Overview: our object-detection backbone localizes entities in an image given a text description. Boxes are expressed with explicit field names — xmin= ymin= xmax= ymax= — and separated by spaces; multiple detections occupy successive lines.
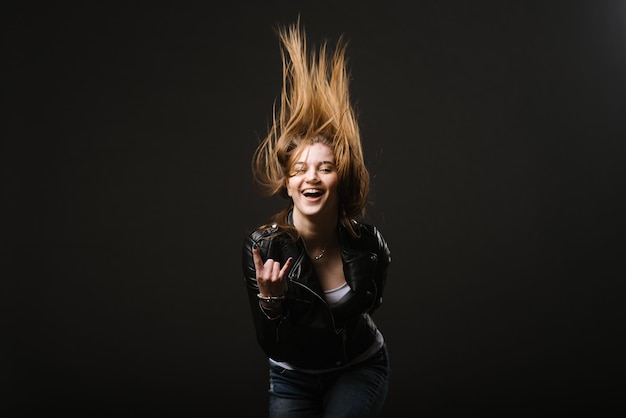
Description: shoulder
xmin=342 ymin=220 xmax=391 ymax=257
xmin=351 ymin=219 xmax=387 ymax=241
xmin=244 ymin=223 xmax=278 ymax=246
xmin=243 ymin=223 xmax=295 ymax=255
xmin=249 ymin=223 xmax=278 ymax=240
xmin=357 ymin=221 xmax=383 ymax=239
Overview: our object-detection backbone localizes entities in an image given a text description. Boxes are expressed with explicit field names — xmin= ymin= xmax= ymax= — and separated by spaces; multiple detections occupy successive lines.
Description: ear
xmin=284 ymin=177 xmax=292 ymax=196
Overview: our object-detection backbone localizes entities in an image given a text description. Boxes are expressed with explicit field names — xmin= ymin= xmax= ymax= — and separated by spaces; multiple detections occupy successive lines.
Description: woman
xmin=241 ymin=21 xmax=392 ymax=418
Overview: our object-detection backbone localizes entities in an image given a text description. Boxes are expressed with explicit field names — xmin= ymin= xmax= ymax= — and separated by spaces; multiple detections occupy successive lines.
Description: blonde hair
xmin=251 ymin=20 xmax=370 ymax=237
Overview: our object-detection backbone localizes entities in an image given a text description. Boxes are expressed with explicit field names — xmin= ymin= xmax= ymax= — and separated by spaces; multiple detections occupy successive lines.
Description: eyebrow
xmin=294 ymin=160 xmax=336 ymax=165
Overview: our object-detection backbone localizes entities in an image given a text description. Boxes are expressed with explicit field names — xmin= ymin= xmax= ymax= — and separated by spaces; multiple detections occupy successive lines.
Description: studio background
xmin=4 ymin=1 xmax=625 ymax=416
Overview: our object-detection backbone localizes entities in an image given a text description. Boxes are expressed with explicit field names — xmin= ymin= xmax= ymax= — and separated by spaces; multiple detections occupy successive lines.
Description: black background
xmin=4 ymin=1 xmax=625 ymax=416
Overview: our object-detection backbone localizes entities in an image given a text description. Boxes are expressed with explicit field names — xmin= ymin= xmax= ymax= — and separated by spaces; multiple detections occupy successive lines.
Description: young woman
xmin=241 ymin=21 xmax=392 ymax=418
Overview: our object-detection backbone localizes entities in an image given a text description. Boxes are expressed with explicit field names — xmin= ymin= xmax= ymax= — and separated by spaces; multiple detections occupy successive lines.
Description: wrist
xmin=257 ymin=293 xmax=285 ymax=304
xmin=260 ymin=300 xmax=282 ymax=310
xmin=257 ymin=293 xmax=284 ymax=311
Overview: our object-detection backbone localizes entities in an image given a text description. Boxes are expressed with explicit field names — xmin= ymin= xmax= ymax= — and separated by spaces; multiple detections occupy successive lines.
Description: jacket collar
xmin=285 ymin=210 xmax=375 ymax=295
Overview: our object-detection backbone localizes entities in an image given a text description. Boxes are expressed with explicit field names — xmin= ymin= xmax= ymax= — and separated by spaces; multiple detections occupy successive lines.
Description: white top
xmin=324 ymin=281 xmax=350 ymax=305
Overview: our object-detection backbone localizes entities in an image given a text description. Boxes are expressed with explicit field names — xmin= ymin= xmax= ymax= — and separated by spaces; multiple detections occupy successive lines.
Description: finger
xmin=252 ymin=243 xmax=264 ymax=271
xmin=279 ymin=257 xmax=293 ymax=278
xmin=270 ymin=260 xmax=281 ymax=281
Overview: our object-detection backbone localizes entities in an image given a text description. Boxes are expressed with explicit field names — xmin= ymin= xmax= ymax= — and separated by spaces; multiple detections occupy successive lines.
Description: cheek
xmin=328 ymin=177 xmax=340 ymax=193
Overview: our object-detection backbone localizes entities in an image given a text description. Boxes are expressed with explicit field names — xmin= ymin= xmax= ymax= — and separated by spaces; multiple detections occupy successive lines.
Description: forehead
xmin=293 ymin=143 xmax=335 ymax=164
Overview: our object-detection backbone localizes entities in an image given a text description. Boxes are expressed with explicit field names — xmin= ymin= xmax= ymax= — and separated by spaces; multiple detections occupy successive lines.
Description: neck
xmin=292 ymin=211 xmax=338 ymax=250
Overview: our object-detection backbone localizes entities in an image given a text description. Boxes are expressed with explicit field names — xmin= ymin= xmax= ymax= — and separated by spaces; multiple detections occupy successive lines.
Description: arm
xmin=369 ymin=225 xmax=392 ymax=314
xmin=241 ymin=233 xmax=294 ymax=357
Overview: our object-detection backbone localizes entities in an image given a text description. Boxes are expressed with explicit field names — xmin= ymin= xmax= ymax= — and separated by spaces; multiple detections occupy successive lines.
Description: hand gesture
xmin=252 ymin=244 xmax=292 ymax=297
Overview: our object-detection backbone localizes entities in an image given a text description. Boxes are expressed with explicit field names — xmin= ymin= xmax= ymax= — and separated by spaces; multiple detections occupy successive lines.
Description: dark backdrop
xmin=4 ymin=1 xmax=625 ymax=416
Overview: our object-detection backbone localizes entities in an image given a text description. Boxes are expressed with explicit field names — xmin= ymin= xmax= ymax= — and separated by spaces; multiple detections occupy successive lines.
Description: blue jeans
xmin=268 ymin=343 xmax=390 ymax=418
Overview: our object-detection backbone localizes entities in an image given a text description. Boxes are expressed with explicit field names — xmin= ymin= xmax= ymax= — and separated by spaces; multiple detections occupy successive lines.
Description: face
xmin=286 ymin=142 xmax=339 ymax=223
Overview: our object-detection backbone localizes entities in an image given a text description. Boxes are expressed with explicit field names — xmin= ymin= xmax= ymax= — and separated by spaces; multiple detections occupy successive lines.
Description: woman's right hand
xmin=252 ymin=244 xmax=292 ymax=297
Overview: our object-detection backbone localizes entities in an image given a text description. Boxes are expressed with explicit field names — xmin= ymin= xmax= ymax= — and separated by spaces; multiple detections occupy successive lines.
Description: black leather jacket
xmin=241 ymin=218 xmax=391 ymax=370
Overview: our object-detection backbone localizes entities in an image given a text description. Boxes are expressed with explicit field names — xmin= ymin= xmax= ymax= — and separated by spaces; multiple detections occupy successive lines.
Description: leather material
xmin=241 ymin=217 xmax=391 ymax=370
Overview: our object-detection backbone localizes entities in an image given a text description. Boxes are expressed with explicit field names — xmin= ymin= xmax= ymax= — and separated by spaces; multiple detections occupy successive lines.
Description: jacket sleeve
xmin=370 ymin=225 xmax=392 ymax=314
xmin=241 ymin=232 xmax=292 ymax=359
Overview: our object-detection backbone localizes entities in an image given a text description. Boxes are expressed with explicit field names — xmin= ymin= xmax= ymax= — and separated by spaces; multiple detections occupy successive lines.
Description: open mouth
xmin=302 ymin=189 xmax=323 ymax=198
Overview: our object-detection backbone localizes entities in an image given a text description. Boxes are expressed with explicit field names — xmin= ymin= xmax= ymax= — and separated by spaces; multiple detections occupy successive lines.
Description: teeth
xmin=303 ymin=189 xmax=322 ymax=194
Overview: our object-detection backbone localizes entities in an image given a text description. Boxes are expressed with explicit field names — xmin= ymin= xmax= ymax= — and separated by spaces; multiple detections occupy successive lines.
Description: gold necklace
xmin=313 ymin=247 xmax=326 ymax=261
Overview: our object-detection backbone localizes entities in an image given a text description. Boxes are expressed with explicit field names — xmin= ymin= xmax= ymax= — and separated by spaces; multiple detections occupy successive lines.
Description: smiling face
xmin=286 ymin=142 xmax=339 ymax=226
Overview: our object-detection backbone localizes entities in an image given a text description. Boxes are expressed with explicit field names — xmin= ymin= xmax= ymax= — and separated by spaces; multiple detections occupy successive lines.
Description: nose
xmin=305 ymin=167 xmax=320 ymax=182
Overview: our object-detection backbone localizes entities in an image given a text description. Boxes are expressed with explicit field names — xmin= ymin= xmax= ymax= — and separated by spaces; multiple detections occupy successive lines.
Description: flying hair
xmin=251 ymin=19 xmax=370 ymax=237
